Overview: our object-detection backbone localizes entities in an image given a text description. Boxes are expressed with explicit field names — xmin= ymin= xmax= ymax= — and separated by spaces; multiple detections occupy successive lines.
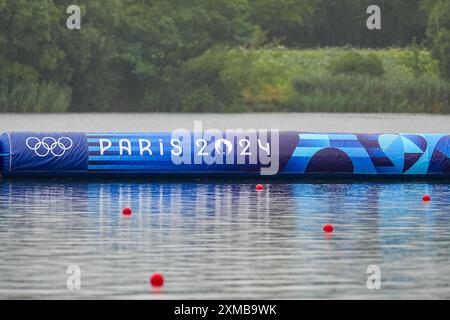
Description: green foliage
xmin=249 ymin=0 xmax=316 ymax=45
xmin=107 ymin=0 xmax=254 ymax=111
xmin=293 ymin=0 xmax=428 ymax=47
xmin=0 ymin=0 xmax=448 ymax=113
xmin=404 ymin=39 xmax=431 ymax=78
xmin=0 ymin=0 xmax=64 ymax=74
xmin=57 ymin=0 xmax=123 ymax=111
xmin=0 ymin=0 xmax=71 ymax=112
xmin=249 ymin=0 xmax=428 ymax=47
xmin=427 ymin=0 xmax=450 ymax=80
xmin=176 ymin=47 xmax=258 ymax=112
xmin=0 ymin=80 xmax=71 ymax=112
xmin=178 ymin=47 xmax=237 ymax=112
xmin=0 ymin=0 xmax=254 ymax=112
xmin=328 ymin=51 xmax=385 ymax=77
xmin=165 ymin=46 xmax=448 ymax=114
xmin=288 ymin=73 xmax=450 ymax=113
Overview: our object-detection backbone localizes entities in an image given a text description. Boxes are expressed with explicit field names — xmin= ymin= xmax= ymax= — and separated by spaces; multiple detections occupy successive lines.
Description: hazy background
xmin=0 ymin=0 xmax=449 ymax=114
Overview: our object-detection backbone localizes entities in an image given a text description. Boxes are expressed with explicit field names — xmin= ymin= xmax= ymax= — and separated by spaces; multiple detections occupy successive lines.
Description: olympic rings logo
xmin=25 ymin=137 xmax=73 ymax=157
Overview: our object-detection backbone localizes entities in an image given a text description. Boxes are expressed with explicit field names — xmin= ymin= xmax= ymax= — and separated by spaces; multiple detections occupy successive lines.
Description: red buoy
xmin=422 ymin=194 xmax=431 ymax=202
xmin=150 ymin=273 xmax=164 ymax=287
xmin=323 ymin=224 xmax=334 ymax=233
xmin=256 ymin=184 xmax=264 ymax=191
xmin=122 ymin=207 xmax=132 ymax=216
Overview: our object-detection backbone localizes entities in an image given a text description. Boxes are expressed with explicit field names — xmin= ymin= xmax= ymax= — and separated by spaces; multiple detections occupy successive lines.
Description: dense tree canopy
xmin=0 ymin=0 xmax=447 ymax=112
xmin=428 ymin=0 xmax=450 ymax=80
xmin=303 ymin=0 xmax=428 ymax=47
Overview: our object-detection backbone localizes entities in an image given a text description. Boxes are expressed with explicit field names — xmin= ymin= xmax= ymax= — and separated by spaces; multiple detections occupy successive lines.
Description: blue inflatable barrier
xmin=1 ymin=131 xmax=449 ymax=178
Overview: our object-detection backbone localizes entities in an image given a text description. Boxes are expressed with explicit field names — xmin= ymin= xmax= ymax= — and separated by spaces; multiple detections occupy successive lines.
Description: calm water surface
xmin=0 ymin=114 xmax=449 ymax=299
xmin=0 ymin=180 xmax=449 ymax=299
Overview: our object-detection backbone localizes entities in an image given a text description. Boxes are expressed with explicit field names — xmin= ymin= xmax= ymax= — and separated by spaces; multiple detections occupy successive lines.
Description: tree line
xmin=0 ymin=0 xmax=449 ymax=112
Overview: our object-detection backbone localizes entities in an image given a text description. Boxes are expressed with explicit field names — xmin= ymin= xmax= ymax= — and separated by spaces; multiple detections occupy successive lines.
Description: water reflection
xmin=0 ymin=180 xmax=449 ymax=299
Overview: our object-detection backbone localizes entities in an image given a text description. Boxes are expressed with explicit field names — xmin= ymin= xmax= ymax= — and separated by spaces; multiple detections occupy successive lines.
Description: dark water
xmin=0 ymin=180 xmax=449 ymax=299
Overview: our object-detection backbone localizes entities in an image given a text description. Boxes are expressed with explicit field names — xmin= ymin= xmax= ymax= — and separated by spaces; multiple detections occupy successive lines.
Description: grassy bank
xmin=181 ymin=46 xmax=449 ymax=113
xmin=1 ymin=47 xmax=449 ymax=113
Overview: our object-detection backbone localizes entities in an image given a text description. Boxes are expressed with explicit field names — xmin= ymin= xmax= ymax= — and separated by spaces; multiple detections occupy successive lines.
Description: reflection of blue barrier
xmin=1 ymin=131 xmax=449 ymax=178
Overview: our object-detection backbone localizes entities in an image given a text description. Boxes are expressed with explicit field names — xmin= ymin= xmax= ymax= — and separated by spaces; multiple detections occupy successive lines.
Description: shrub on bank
xmin=286 ymin=73 xmax=450 ymax=113
xmin=177 ymin=46 xmax=263 ymax=112
xmin=328 ymin=51 xmax=385 ymax=77
xmin=0 ymin=46 xmax=448 ymax=113
xmin=208 ymin=47 xmax=444 ymax=112
xmin=0 ymin=81 xmax=71 ymax=113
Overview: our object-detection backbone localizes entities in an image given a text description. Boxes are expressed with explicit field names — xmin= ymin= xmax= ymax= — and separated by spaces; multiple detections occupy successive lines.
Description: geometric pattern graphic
xmin=428 ymin=135 xmax=450 ymax=174
xmin=284 ymin=133 xmax=450 ymax=175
